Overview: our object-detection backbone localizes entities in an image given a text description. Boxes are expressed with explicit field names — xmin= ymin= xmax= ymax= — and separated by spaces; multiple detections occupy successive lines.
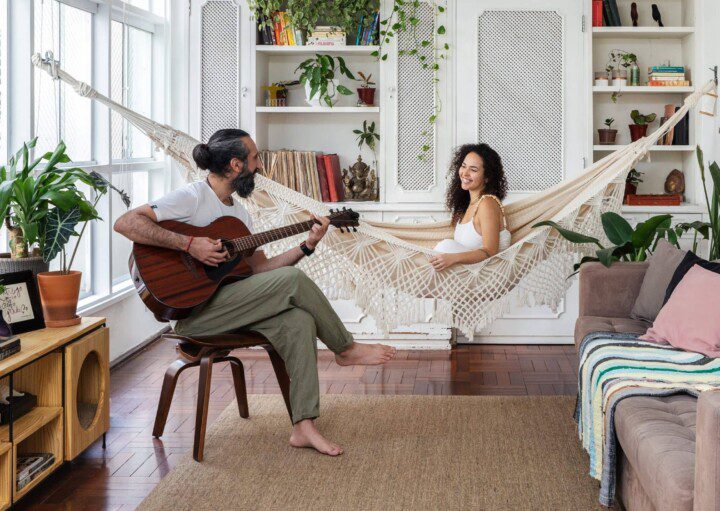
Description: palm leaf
xmin=42 ymin=207 xmax=81 ymax=264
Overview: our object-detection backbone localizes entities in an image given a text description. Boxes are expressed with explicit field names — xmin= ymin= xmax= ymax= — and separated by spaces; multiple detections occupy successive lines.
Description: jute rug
xmin=138 ymin=395 xmax=610 ymax=511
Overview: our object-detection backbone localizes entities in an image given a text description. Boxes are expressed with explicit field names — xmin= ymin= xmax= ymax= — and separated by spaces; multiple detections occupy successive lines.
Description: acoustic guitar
xmin=130 ymin=208 xmax=360 ymax=321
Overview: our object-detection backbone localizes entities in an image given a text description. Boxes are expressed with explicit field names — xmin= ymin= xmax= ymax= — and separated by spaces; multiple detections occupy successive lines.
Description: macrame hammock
xmin=32 ymin=53 xmax=718 ymax=339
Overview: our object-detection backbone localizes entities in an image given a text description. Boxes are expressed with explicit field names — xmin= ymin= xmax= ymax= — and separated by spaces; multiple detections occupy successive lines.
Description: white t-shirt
xmin=150 ymin=180 xmax=254 ymax=232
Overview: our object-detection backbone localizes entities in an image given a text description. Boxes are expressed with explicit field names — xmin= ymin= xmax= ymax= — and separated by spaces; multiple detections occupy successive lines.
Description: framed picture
xmin=0 ymin=270 xmax=45 ymax=334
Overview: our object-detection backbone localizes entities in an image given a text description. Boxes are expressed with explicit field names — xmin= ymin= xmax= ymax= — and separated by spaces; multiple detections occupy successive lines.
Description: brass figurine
xmin=664 ymin=169 xmax=685 ymax=195
xmin=342 ymin=155 xmax=378 ymax=201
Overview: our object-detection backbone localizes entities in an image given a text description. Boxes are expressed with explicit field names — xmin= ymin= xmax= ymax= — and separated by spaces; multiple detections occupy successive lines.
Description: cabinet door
xmin=64 ymin=327 xmax=110 ymax=461
xmin=382 ymin=0 xmax=450 ymax=204
xmin=189 ymin=0 xmax=254 ymax=142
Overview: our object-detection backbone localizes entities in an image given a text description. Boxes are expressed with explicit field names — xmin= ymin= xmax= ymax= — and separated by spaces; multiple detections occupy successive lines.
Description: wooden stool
xmin=152 ymin=331 xmax=293 ymax=462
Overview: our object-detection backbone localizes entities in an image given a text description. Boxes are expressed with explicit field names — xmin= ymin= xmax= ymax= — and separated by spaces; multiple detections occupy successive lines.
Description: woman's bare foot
xmin=335 ymin=342 xmax=396 ymax=366
xmin=289 ymin=419 xmax=343 ymax=456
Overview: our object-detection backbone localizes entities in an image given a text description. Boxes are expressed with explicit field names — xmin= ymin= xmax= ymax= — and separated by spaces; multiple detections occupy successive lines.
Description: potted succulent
xmin=598 ymin=118 xmax=617 ymax=145
xmin=0 ymin=139 xmax=130 ymax=326
xmin=295 ymin=54 xmax=355 ymax=107
xmin=356 ymin=72 xmax=376 ymax=106
xmin=629 ymin=110 xmax=657 ymax=141
xmin=624 ymin=168 xmax=644 ymax=198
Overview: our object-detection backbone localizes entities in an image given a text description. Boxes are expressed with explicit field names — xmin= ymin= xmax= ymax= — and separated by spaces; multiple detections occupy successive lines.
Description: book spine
xmin=273 ymin=12 xmax=283 ymax=45
xmin=294 ymin=28 xmax=304 ymax=46
xmin=650 ymin=66 xmax=685 ymax=73
xmin=648 ymin=80 xmax=689 ymax=86
xmin=331 ymin=155 xmax=345 ymax=202
xmin=592 ymin=0 xmax=603 ymax=27
xmin=602 ymin=0 xmax=612 ymax=27
xmin=607 ymin=0 xmax=622 ymax=26
xmin=356 ymin=15 xmax=364 ymax=45
xmin=324 ymin=155 xmax=338 ymax=202
xmin=315 ymin=154 xmax=331 ymax=202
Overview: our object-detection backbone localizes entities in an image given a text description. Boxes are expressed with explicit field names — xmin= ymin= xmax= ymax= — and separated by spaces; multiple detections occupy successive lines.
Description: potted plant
xmin=0 ymin=139 xmax=130 ymax=326
xmin=629 ymin=110 xmax=657 ymax=141
xmin=598 ymin=118 xmax=617 ymax=145
xmin=625 ymin=168 xmax=644 ymax=198
xmin=295 ymin=54 xmax=355 ymax=107
xmin=356 ymin=72 xmax=376 ymax=106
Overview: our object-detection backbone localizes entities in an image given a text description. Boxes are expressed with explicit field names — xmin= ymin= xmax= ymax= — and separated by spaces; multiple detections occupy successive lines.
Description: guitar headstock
xmin=328 ymin=207 xmax=360 ymax=233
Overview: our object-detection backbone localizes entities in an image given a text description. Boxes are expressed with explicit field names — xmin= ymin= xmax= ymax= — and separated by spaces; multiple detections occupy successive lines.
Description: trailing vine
xmin=374 ymin=0 xmax=449 ymax=160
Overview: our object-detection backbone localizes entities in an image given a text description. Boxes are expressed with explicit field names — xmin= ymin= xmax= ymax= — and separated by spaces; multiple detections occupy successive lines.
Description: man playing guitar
xmin=114 ymin=128 xmax=396 ymax=456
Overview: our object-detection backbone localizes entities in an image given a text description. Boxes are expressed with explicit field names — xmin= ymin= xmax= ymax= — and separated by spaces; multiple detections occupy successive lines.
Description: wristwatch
xmin=300 ymin=241 xmax=315 ymax=257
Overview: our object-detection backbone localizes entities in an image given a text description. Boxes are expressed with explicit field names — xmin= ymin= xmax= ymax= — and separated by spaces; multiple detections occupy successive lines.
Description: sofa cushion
xmin=631 ymin=239 xmax=687 ymax=323
xmin=664 ymin=251 xmax=720 ymax=304
xmin=573 ymin=316 xmax=649 ymax=348
xmin=615 ymin=394 xmax=697 ymax=511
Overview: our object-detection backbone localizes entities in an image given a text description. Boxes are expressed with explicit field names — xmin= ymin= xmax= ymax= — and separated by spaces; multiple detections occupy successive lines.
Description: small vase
xmin=304 ymin=79 xmax=339 ymax=107
xmin=597 ymin=129 xmax=618 ymax=145
xmin=628 ymin=124 xmax=648 ymax=142
xmin=37 ymin=271 xmax=82 ymax=327
xmin=357 ymin=87 xmax=376 ymax=106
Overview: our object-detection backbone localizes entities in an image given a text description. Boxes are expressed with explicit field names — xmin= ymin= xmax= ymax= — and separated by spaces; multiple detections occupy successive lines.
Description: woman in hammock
xmin=430 ymin=143 xmax=511 ymax=270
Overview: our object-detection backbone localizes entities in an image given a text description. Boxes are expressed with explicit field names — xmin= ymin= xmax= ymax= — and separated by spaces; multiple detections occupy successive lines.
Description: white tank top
xmin=454 ymin=195 xmax=512 ymax=251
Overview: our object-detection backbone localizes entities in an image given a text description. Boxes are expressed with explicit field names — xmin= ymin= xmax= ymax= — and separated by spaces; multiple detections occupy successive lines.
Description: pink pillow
xmin=640 ymin=265 xmax=720 ymax=357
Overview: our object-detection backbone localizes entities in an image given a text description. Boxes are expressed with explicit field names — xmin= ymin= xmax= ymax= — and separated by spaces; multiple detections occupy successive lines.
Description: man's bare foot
xmin=335 ymin=342 xmax=396 ymax=366
xmin=289 ymin=419 xmax=343 ymax=456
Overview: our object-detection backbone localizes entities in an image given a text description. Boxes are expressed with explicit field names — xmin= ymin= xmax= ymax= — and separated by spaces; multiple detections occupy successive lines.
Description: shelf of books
xmin=254 ymin=9 xmax=383 ymax=206
xmin=12 ymin=409 xmax=62 ymax=499
xmin=589 ymin=0 xmax=702 ymax=214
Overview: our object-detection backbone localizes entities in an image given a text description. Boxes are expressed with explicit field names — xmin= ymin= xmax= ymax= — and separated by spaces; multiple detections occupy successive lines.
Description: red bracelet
xmin=185 ymin=236 xmax=194 ymax=252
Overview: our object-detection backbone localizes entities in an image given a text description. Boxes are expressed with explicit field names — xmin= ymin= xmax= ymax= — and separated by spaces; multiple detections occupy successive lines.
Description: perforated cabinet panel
xmin=477 ymin=10 xmax=563 ymax=191
xmin=201 ymin=1 xmax=240 ymax=142
xmin=396 ymin=2 xmax=435 ymax=192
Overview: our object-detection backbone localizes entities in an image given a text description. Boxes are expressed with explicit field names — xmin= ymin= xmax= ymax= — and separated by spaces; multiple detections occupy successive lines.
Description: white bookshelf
xmin=587 ymin=0 xmax=705 ymax=218
xmin=256 ymin=45 xmax=379 ymax=55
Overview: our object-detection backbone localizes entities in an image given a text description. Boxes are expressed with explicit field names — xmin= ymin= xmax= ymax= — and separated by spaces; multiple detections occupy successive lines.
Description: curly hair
xmin=445 ymin=143 xmax=508 ymax=225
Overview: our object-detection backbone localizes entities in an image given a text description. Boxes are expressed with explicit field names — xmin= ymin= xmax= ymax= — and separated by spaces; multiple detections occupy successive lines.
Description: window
xmin=2 ymin=0 xmax=168 ymax=305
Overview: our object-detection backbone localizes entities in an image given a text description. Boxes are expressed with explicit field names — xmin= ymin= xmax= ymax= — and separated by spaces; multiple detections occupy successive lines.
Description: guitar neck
xmin=231 ymin=219 xmax=316 ymax=251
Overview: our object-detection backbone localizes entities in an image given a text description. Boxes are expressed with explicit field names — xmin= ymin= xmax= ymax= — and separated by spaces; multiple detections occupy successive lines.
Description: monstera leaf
xmin=42 ymin=207 xmax=81 ymax=264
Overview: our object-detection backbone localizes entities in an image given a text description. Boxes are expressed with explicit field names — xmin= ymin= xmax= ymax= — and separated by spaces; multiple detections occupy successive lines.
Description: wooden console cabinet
xmin=0 ymin=317 xmax=109 ymax=509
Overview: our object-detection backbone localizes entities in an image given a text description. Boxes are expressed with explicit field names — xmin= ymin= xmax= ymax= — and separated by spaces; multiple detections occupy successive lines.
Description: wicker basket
xmin=0 ymin=253 xmax=50 ymax=276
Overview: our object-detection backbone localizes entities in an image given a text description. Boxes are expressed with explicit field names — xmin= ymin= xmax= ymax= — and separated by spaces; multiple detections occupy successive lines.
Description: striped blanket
xmin=575 ymin=332 xmax=720 ymax=506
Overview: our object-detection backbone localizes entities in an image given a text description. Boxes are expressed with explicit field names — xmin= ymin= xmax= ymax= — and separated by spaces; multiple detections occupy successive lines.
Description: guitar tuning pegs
xmin=342 ymin=206 xmax=347 ymax=211
xmin=353 ymin=227 xmax=357 ymax=232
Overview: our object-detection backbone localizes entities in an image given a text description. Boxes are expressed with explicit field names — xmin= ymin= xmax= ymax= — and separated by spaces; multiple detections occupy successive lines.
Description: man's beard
xmin=232 ymin=170 xmax=256 ymax=198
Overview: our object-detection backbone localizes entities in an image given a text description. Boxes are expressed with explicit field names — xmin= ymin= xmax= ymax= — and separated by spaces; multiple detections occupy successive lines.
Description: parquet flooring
xmin=15 ymin=339 xmax=579 ymax=510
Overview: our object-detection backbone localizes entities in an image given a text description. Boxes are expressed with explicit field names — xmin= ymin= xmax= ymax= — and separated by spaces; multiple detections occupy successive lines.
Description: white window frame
xmin=1 ymin=0 xmax=170 ymax=312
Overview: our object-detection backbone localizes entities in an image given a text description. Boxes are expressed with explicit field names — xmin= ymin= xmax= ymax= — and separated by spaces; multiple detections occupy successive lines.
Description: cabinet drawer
xmin=64 ymin=327 xmax=110 ymax=461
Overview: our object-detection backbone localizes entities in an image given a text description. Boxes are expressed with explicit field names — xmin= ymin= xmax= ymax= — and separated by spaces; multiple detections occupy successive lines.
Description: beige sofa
xmin=575 ymin=262 xmax=720 ymax=511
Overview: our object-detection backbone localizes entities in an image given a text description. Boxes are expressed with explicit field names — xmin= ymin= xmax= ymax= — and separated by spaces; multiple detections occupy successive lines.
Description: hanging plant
xmin=374 ymin=0 xmax=449 ymax=160
xmin=250 ymin=0 xmax=379 ymax=37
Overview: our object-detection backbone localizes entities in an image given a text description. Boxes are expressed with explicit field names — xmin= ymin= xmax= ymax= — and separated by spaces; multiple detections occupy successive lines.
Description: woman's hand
xmin=429 ymin=253 xmax=459 ymax=271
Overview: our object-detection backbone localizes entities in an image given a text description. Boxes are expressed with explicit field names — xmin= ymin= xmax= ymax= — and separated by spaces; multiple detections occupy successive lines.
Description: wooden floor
xmin=16 ymin=339 xmax=579 ymax=510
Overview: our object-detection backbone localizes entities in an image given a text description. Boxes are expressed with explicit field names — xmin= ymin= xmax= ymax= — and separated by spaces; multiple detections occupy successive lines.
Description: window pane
xmin=111 ymin=21 xmax=124 ymax=160
xmin=152 ymin=0 xmax=166 ymax=17
xmin=127 ymin=0 xmax=150 ymax=10
xmin=33 ymin=1 xmax=92 ymax=161
xmin=111 ymin=171 xmax=150 ymax=282
xmin=126 ymin=27 xmax=152 ymax=158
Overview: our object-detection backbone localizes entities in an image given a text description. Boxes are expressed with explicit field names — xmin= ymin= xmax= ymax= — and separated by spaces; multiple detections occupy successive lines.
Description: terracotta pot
xmin=37 ymin=271 xmax=82 ymax=327
xmin=357 ymin=87 xmax=376 ymax=106
xmin=597 ymin=129 xmax=618 ymax=145
xmin=628 ymin=124 xmax=648 ymax=142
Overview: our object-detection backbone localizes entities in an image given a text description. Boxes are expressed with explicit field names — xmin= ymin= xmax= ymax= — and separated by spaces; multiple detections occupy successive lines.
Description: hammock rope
xmin=31 ymin=53 xmax=718 ymax=339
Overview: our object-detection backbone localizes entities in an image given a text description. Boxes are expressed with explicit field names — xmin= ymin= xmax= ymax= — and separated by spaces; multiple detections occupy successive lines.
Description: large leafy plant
xmin=0 ymin=139 xmax=130 ymax=272
xmin=296 ymin=54 xmax=355 ymax=107
xmin=534 ymin=212 xmax=676 ymax=273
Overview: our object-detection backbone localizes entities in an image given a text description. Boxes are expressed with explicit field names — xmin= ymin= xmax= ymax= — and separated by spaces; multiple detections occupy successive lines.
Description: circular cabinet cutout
xmin=76 ymin=350 xmax=103 ymax=430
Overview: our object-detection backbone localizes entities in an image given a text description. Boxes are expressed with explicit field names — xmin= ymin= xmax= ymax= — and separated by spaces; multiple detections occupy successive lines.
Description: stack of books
xmin=307 ymin=26 xmax=347 ymax=47
xmin=355 ymin=12 xmax=379 ymax=45
xmin=17 ymin=453 xmax=55 ymax=491
xmin=0 ymin=335 xmax=20 ymax=361
xmin=257 ymin=12 xmax=304 ymax=46
xmin=648 ymin=66 xmax=690 ymax=86
xmin=259 ymin=150 xmax=345 ymax=203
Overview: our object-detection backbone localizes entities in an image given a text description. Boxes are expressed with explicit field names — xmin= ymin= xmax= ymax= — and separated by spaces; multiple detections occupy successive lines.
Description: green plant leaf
xmin=596 ymin=246 xmax=619 ymax=267
xmin=42 ymin=207 xmax=81 ymax=264
xmin=437 ymin=25 xmax=445 ymax=35
xmin=601 ymin=211 xmax=633 ymax=245
xmin=532 ymin=220 xmax=603 ymax=246
xmin=336 ymin=85 xmax=353 ymax=95
xmin=631 ymin=214 xmax=671 ymax=249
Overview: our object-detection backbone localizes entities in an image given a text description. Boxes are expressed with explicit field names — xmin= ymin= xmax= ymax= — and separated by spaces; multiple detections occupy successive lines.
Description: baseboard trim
xmin=110 ymin=326 xmax=171 ymax=369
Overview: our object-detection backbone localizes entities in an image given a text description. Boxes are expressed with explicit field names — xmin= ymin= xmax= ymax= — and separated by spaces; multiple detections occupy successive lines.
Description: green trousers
xmin=174 ymin=266 xmax=354 ymax=423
